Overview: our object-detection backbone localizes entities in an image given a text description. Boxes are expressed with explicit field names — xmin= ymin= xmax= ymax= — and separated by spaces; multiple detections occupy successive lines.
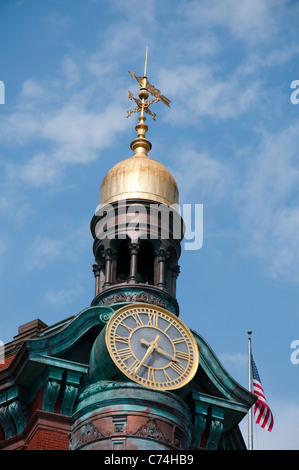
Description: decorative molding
xmin=99 ymin=312 xmax=111 ymax=323
xmin=0 ymin=405 xmax=15 ymax=439
xmin=8 ymin=399 xmax=28 ymax=434
xmin=0 ymin=367 xmax=84 ymax=442
xmin=102 ymin=248 xmax=115 ymax=261
xmin=92 ymin=284 xmax=179 ymax=315
xmin=206 ymin=419 xmax=223 ymax=450
xmin=42 ymin=379 xmax=60 ymax=413
xmin=113 ymin=415 xmax=127 ymax=434
xmin=188 ymin=393 xmax=225 ymax=450
xmin=98 ymin=290 xmax=175 ymax=313
xmin=0 ymin=386 xmax=29 ymax=439
xmin=154 ymin=248 xmax=169 ymax=261
xmin=92 ymin=263 xmax=101 ymax=277
xmin=192 ymin=412 xmax=207 ymax=448
xmin=168 ymin=264 xmax=180 ymax=276
xmin=60 ymin=384 xmax=78 ymax=417
xmin=131 ymin=417 xmax=169 ymax=445
xmin=72 ymin=421 xmax=110 ymax=449
xmin=128 ymin=242 xmax=141 ymax=256
xmin=78 ymin=380 xmax=144 ymax=401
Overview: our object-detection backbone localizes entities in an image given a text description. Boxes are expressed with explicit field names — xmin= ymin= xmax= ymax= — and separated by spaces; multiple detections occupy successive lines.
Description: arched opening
xmin=137 ymin=241 xmax=155 ymax=285
xmin=116 ymin=240 xmax=131 ymax=282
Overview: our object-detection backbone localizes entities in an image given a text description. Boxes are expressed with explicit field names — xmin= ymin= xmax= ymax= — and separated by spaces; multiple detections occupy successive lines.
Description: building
xmin=0 ymin=62 xmax=256 ymax=451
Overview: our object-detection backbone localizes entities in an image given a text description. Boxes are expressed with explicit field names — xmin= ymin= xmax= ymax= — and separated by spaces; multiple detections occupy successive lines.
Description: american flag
xmin=251 ymin=354 xmax=274 ymax=432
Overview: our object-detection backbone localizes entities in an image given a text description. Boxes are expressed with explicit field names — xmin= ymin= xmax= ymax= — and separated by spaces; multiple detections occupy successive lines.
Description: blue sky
xmin=1 ymin=0 xmax=299 ymax=450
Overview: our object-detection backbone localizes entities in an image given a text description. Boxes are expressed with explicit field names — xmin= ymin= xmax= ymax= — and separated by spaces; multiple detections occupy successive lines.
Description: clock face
xmin=105 ymin=304 xmax=199 ymax=390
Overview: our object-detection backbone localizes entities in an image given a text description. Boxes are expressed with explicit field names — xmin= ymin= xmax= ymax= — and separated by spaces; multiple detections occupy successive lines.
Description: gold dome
xmin=99 ymin=152 xmax=179 ymax=206
xmin=99 ymin=56 xmax=178 ymax=207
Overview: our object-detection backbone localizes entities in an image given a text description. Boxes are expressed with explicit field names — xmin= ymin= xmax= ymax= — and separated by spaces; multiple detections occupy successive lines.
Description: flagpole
xmin=247 ymin=330 xmax=253 ymax=450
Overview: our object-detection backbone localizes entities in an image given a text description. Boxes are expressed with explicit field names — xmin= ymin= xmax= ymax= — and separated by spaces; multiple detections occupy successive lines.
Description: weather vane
xmin=126 ymin=45 xmax=171 ymax=121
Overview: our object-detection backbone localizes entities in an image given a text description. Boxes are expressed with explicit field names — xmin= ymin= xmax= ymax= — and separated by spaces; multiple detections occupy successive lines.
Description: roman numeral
xmin=147 ymin=367 xmax=155 ymax=382
xmin=163 ymin=323 xmax=172 ymax=334
xmin=117 ymin=347 xmax=132 ymax=361
xmin=168 ymin=361 xmax=185 ymax=377
xmin=163 ymin=369 xmax=172 ymax=382
xmin=174 ymin=350 xmax=189 ymax=361
xmin=172 ymin=337 xmax=185 ymax=345
xmin=114 ymin=334 xmax=129 ymax=345
xmin=132 ymin=313 xmax=144 ymax=328
xmin=147 ymin=312 xmax=158 ymax=328
xmin=127 ymin=358 xmax=141 ymax=374
xmin=118 ymin=321 xmax=133 ymax=333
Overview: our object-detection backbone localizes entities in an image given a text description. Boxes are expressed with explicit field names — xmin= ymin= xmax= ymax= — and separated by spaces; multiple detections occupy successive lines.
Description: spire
xmin=127 ymin=46 xmax=171 ymax=157
xmin=97 ymin=49 xmax=178 ymax=208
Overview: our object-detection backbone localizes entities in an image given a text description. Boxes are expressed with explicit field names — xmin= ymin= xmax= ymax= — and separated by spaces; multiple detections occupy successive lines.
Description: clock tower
xmin=0 ymin=52 xmax=256 ymax=451
xmin=69 ymin=56 xmax=256 ymax=450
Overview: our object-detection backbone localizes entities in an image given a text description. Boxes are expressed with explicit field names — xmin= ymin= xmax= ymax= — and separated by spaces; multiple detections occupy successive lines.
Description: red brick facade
xmin=0 ymin=347 xmax=71 ymax=451
xmin=0 ymin=410 xmax=70 ymax=450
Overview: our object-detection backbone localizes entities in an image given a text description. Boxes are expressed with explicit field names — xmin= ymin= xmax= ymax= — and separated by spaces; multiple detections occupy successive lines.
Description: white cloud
xmin=158 ymin=64 xmax=261 ymax=123
xmin=43 ymin=102 xmax=129 ymax=163
xmin=170 ymin=145 xmax=233 ymax=203
xmin=0 ymin=232 xmax=13 ymax=273
xmin=169 ymin=119 xmax=299 ymax=285
xmin=61 ymin=57 xmax=81 ymax=89
xmin=216 ymin=352 xmax=248 ymax=388
xmin=107 ymin=0 xmax=157 ymax=28
xmin=20 ymin=79 xmax=47 ymax=100
xmin=235 ymin=123 xmax=299 ymax=283
xmin=218 ymin=352 xmax=247 ymax=368
xmin=0 ymin=111 xmax=41 ymax=144
xmin=0 ymin=184 xmax=32 ymax=228
xmin=0 ymin=72 xmax=131 ymax=199
xmin=0 ymin=91 xmax=129 ymax=165
xmin=22 ymin=221 xmax=90 ymax=271
xmin=1 ymin=0 xmax=299 ymax=289
xmin=45 ymin=281 xmax=85 ymax=309
xmin=181 ymin=0 xmax=280 ymax=45
xmin=23 ymin=236 xmax=64 ymax=271
xmin=7 ymin=152 xmax=62 ymax=188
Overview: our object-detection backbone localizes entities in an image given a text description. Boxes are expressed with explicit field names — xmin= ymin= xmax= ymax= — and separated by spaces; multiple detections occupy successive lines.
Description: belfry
xmin=0 ymin=52 xmax=256 ymax=450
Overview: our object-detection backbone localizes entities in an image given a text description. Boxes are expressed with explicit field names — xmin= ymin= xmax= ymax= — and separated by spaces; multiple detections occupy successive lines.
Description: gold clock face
xmin=105 ymin=304 xmax=199 ymax=390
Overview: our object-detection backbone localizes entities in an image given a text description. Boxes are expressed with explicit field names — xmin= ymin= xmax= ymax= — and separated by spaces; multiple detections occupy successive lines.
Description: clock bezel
xmin=105 ymin=303 xmax=199 ymax=390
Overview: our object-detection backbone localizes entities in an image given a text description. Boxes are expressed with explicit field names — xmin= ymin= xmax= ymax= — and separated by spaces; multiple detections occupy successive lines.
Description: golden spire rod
xmin=127 ymin=46 xmax=171 ymax=156
xmin=144 ymin=44 xmax=148 ymax=78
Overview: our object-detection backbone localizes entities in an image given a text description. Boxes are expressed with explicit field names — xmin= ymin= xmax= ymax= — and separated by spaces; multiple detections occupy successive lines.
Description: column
xmin=103 ymin=249 xmax=114 ymax=288
xmin=92 ymin=264 xmax=100 ymax=296
xmin=155 ymin=249 xmax=169 ymax=289
xmin=92 ymin=263 xmax=105 ymax=296
xmin=128 ymin=242 xmax=140 ymax=284
xmin=169 ymin=264 xmax=180 ymax=296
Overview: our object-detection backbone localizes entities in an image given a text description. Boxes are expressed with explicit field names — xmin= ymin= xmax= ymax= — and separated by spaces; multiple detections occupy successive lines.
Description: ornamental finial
xmin=127 ymin=46 xmax=171 ymax=156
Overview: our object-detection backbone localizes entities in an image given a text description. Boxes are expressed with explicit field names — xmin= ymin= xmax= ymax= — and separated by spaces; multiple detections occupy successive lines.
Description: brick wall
xmin=0 ymin=410 xmax=71 ymax=450
xmin=29 ymin=388 xmax=44 ymax=420
xmin=26 ymin=427 xmax=70 ymax=450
